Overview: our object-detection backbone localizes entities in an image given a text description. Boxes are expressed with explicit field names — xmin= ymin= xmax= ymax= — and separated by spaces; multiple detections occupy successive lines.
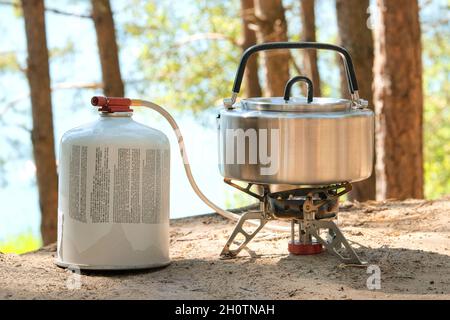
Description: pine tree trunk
xmin=91 ymin=0 xmax=124 ymax=97
xmin=254 ymin=0 xmax=290 ymax=96
xmin=21 ymin=0 xmax=58 ymax=245
xmin=240 ymin=0 xmax=262 ymax=98
xmin=373 ymin=0 xmax=423 ymax=199
xmin=336 ymin=0 xmax=376 ymax=201
xmin=300 ymin=0 xmax=321 ymax=96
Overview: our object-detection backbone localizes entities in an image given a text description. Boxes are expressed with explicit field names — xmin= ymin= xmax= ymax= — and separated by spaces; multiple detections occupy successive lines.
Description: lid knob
xmin=283 ymin=76 xmax=313 ymax=103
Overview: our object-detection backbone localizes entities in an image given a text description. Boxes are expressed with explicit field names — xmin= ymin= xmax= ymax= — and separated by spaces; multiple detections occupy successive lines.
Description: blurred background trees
xmin=92 ymin=0 xmax=124 ymax=97
xmin=300 ymin=0 xmax=321 ymax=96
xmin=336 ymin=0 xmax=375 ymax=201
xmin=374 ymin=0 xmax=424 ymax=199
xmin=253 ymin=0 xmax=290 ymax=96
xmin=0 ymin=0 xmax=448 ymax=251
xmin=21 ymin=0 xmax=58 ymax=245
xmin=239 ymin=0 xmax=262 ymax=98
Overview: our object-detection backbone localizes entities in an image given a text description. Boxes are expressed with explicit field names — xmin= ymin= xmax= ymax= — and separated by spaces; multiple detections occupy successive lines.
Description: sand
xmin=0 ymin=197 xmax=449 ymax=299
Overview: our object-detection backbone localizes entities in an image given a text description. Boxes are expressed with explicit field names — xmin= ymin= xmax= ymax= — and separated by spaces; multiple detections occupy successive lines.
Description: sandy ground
xmin=1 ymin=197 xmax=449 ymax=300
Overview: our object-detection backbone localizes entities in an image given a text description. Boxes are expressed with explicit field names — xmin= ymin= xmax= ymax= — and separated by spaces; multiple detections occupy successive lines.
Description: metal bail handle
xmin=284 ymin=76 xmax=313 ymax=103
xmin=226 ymin=42 xmax=360 ymax=106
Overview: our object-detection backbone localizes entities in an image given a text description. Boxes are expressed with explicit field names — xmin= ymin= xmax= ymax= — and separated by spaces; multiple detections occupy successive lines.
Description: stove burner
xmin=220 ymin=180 xmax=365 ymax=265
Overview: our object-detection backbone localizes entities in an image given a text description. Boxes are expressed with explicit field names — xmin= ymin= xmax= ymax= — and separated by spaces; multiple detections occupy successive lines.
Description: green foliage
xmin=123 ymin=0 xmax=241 ymax=112
xmin=223 ymin=184 xmax=255 ymax=210
xmin=49 ymin=40 xmax=75 ymax=60
xmin=0 ymin=232 xmax=42 ymax=254
xmin=422 ymin=22 xmax=450 ymax=198
xmin=0 ymin=52 xmax=21 ymax=73
xmin=224 ymin=190 xmax=253 ymax=210
xmin=0 ymin=40 xmax=74 ymax=76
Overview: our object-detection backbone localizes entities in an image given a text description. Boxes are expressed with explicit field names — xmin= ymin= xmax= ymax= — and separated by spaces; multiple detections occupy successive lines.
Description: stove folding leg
xmin=309 ymin=220 xmax=366 ymax=265
xmin=220 ymin=210 xmax=268 ymax=259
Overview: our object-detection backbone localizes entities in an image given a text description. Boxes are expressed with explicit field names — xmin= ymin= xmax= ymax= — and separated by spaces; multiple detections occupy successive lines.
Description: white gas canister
xmin=56 ymin=97 xmax=170 ymax=270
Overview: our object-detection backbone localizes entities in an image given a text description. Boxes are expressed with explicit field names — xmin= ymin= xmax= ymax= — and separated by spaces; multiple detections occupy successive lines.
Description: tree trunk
xmin=240 ymin=0 xmax=262 ymax=98
xmin=373 ymin=0 xmax=423 ymax=199
xmin=336 ymin=0 xmax=376 ymax=201
xmin=91 ymin=0 xmax=124 ymax=97
xmin=21 ymin=0 xmax=58 ymax=245
xmin=300 ymin=0 xmax=321 ymax=96
xmin=254 ymin=0 xmax=290 ymax=96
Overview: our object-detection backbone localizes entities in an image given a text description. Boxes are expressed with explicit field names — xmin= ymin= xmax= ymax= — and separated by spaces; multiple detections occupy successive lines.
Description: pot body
xmin=218 ymin=107 xmax=374 ymax=185
xmin=56 ymin=113 xmax=170 ymax=270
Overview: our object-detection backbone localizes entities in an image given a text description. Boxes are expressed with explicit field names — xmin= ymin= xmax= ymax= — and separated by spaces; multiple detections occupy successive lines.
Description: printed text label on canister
xmin=56 ymin=113 xmax=170 ymax=270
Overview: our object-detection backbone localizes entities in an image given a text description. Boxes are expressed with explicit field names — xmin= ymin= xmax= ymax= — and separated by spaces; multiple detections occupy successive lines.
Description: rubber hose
xmin=132 ymin=99 xmax=289 ymax=232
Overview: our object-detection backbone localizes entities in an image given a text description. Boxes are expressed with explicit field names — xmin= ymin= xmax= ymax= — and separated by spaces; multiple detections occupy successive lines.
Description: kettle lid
xmin=240 ymin=96 xmax=351 ymax=112
xmin=240 ymin=75 xmax=351 ymax=112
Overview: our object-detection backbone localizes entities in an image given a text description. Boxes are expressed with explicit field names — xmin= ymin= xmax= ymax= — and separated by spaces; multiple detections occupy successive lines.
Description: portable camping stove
xmin=220 ymin=180 xmax=365 ymax=265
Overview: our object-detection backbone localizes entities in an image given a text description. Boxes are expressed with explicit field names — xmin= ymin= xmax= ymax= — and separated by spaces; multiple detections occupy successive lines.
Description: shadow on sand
xmin=76 ymin=245 xmax=449 ymax=297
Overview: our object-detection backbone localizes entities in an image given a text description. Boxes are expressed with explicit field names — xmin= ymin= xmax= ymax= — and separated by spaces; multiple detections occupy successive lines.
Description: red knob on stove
xmin=288 ymin=241 xmax=323 ymax=255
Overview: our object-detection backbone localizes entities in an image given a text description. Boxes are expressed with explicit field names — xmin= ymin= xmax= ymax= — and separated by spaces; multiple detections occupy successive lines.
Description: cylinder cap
xmin=91 ymin=96 xmax=133 ymax=113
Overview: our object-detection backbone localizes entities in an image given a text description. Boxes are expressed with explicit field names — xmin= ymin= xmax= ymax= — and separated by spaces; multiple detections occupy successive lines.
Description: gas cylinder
xmin=56 ymin=97 xmax=170 ymax=270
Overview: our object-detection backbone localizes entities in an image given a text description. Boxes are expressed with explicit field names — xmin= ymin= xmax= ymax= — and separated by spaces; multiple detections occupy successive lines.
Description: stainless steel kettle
xmin=217 ymin=42 xmax=374 ymax=186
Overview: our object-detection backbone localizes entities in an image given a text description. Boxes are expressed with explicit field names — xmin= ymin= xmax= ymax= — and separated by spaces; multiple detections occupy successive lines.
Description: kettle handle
xmin=227 ymin=42 xmax=359 ymax=106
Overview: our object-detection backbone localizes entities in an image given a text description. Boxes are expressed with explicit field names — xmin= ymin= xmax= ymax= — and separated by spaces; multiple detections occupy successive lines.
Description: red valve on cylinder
xmin=91 ymin=96 xmax=133 ymax=113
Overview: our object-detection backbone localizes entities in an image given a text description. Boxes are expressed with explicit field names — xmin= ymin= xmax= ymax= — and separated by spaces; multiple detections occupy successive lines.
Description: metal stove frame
xmin=220 ymin=179 xmax=365 ymax=265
